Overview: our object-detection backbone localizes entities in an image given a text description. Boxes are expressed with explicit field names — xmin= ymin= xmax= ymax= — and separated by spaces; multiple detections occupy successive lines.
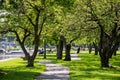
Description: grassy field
xmin=0 ymin=51 xmax=120 ymax=80
xmin=0 ymin=58 xmax=45 ymax=80
xmin=43 ymin=51 xmax=120 ymax=80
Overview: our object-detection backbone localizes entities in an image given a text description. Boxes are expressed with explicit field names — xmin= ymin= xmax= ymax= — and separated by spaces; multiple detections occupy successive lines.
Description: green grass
xmin=0 ymin=51 xmax=120 ymax=80
xmin=0 ymin=58 xmax=45 ymax=80
xmin=42 ymin=51 xmax=120 ymax=80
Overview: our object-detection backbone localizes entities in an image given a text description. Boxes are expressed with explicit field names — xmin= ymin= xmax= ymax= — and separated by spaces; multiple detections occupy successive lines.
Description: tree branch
xmin=70 ymin=32 xmax=81 ymax=43
xmin=104 ymin=32 xmax=111 ymax=39
xmin=24 ymin=14 xmax=35 ymax=27
xmin=81 ymin=26 xmax=99 ymax=32
xmin=21 ymin=1 xmax=35 ymax=27
xmin=38 ymin=13 xmax=47 ymax=36
xmin=25 ymin=0 xmax=43 ymax=12
xmin=18 ymin=26 xmax=33 ymax=34
xmin=22 ymin=29 xmax=31 ymax=44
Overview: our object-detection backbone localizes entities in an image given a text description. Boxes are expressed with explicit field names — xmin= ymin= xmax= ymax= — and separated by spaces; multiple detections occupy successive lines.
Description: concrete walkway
xmin=0 ymin=58 xmax=15 ymax=62
xmin=35 ymin=54 xmax=80 ymax=80
xmin=35 ymin=60 xmax=69 ymax=80
xmin=71 ymin=54 xmax=81 ymax=60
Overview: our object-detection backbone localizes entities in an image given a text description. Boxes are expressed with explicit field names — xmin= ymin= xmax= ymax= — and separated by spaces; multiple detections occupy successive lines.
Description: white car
xmin=9 ymin=50 xmax=23 ymax=54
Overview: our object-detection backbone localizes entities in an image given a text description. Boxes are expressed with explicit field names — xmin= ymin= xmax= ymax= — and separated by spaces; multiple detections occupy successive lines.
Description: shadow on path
xmin=35 ymin=54 xmax=80 ymax=80
xmin=35 ymin=60 xmax=69 ymax=80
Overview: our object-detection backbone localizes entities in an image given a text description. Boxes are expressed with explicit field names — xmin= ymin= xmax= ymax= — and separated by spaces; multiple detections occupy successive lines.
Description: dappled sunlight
xmin=45 ymin=52 xmax=120 ymax=80
xmin=1 ymin=51 xmax=119 ymax=80
xmin=0 ymin=58 xmax=45 ymax=80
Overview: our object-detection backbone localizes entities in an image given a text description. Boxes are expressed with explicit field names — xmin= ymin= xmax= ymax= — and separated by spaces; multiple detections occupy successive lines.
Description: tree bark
xmin=56 ymin=35 xmax=64 ymax=59
xmin=20 ymin=43 xmax=30 ymax=60
xmin=98 ymin=21 xmax=110 ymax=67
xmin=88 ymin=44 xmax=92 ymax=54
xmin=64 ymin=43 xmax=71 ymax=61
xmin=94 ymin=49 xmax=98 ymax=55
xmin=26 ymin=56 xmax=34 ymax=67
xmin=114 ymin=51 xmax=116 ymax=56
xmin=100 ymin=53 xmax=109 ymax=67
xmin=99 ymin=39 xmax=110 ymax=67
xmin=93 ymin=42 xmax=99 ymax=55
xmin=56 ymin=43 xmax=63 ymax=59
xmin=87 ymin=1 xmax=120 ymax=68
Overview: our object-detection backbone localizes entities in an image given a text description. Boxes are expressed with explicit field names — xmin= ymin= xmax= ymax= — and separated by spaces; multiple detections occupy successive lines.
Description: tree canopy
xmin=0 ymin=0 xmax=120 ymax=68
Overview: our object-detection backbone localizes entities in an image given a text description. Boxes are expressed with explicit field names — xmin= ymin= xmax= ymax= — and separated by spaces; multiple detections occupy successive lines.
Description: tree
xmin=0 ymin=0 xmax=52 ymax=67
xmin=1 ymin=0 xmax=76 ymax=67
xmin=93 ymin=42 xmax=99 ymax=55
xmin=11 ymin=0 xmax=58 ymax=67
xmin=0 ymin=0 xmax=12 ymax=75
xmin=59 ymin=3 xmax=85 ymax=61
xmin=41 ymin=0 xmax=76 ymax=60
xmin=84 ymin=0 xmax=120 ymax=67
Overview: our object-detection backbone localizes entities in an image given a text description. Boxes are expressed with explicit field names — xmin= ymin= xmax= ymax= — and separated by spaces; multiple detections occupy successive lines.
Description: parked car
xmin=0 ymin=48 xmax=6 ymax=54
xmin=38 ymin=49 xmax=45 ymax=54
xmin=38 ymin=49 xmax=52 ymax=54
xmin=9 ymin=50 xmax=23 ymax=54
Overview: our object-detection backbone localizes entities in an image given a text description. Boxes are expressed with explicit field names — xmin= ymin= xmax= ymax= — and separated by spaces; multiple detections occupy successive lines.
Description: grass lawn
xmin=0 ymin=51 xmax=120 ymax=80
xmin=0 ymin=58 xmax=45 ymax=80
xmin=43 ymin=51 xmax=120 ymax=80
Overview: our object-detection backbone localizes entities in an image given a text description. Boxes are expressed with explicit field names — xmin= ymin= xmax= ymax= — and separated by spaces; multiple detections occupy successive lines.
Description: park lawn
xmin=45 ymin=51 xmax=120 ymax=80
xmin=0 ymin=58 xmax=46 ymax=80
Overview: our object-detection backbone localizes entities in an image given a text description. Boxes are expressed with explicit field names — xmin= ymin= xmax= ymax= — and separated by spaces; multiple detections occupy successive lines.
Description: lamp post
xmin=43 ymin=37 xmax=46 ymax=59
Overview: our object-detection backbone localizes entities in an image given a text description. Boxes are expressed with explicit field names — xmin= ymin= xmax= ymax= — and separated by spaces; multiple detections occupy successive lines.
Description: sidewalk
xmin=35 ymin=54 xmax=80 ymax=80
xmin=71 ymin=54 xmax=81 ymax=60
xmin=35 ymin=60 xmax=70 ymax=80
xmin=0 ymin=58 xmax=15 ymax=62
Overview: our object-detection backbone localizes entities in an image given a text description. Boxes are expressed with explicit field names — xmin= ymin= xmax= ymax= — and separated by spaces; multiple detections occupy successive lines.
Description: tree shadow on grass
xmin=70 ymin=67 xmax=120 ymax=80
xmin=0 ymin=70 xmax=39 ymax=80
xmin=0 ymin=63 xmax=44 ymax=80
xmin=70 ymin=72 xmax=120 ymax=80
xmin=37 ymin=54 xmax=57 ymax=60
xmin=0 ymin=63 xmax=43 ymax=80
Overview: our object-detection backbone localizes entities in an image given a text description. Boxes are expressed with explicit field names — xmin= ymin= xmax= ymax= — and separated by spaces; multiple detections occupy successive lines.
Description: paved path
xmin=71 ymin=54 xmax=81 ymax=60
xmin=35 ymin=60 xmax=69 ymax=80
xmin=35 ymin=54 xmax=80 ymax=80
xmin=0 ymin=58 xmax=15 ymax=62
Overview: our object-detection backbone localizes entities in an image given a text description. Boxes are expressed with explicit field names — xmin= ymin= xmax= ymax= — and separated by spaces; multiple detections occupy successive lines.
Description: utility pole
xmin=43 ymin=39 xmax=46 ymax=59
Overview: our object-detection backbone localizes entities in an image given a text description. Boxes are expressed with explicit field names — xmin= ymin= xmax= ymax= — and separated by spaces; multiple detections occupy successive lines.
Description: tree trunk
xmin=20 ymin=44 xmax=30 ymax=60
xmin=64 ymin=43 xmax=71 ymax=61
xmin=26 ymin=56 xmax=34 ymax=67
xmin=101 ymin=57 xmax=109 ymax=67
xmin=99 ymin=42 xmax=110 ymax=67
xmin=95 ymin=49 xmax=98 ymax=55
xmin=26 ymin=40 xmax=39 ymax=67
xmin=93 ymin=42 xmax=99 ymax=55
xmin=77 ymin=47 xmax=80 ymax=54
xmin=56 ymin=42 xmax=63 ymax=59
xmin=99 ymin=39 xmax=119 ymax=67
xmin=88 ymin=45 xmax=92 ymax=54
xmin=89 ymin=5 xmax=120 ymax=68
xmin=113 ymin=44 xmax=119 ymax=56
xmin=43 ymin=39 xmax=46 ymax=59
xmin=100 ymin=54 xmax=109 ymax=67
xmin=99 ymin=36 xmax=111 ymax=68
xmin=56 ymin=36 xmax=64 ymax=59
xmin=98 ymin=22 xmax=110 ymax=67
xmin=114 ymin=51 xmax=116 ymax=56
xmin=20 ymin=43 xmax=36 ymax=67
